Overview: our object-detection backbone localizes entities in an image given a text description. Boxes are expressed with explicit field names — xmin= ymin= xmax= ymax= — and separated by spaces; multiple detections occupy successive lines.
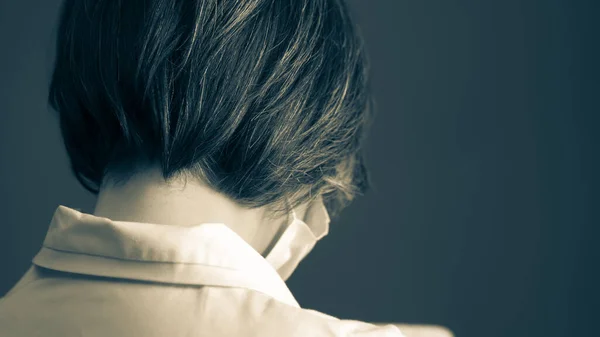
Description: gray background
xmin=0 ymin=1 xmax=597 ymax=337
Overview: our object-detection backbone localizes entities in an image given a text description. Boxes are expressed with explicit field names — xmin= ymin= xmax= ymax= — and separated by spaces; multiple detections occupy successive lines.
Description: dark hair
xmin=48 ymin=0 xmax=373 ymax=218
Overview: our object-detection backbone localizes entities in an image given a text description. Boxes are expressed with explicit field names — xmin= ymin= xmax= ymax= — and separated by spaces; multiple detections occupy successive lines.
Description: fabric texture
xmin=0 ymin=206 xmax=404 ymax=337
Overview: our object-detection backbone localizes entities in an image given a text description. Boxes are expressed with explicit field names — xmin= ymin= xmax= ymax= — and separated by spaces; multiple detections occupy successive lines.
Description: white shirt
xmin=0 ymin=205 xmax=404 ymax=337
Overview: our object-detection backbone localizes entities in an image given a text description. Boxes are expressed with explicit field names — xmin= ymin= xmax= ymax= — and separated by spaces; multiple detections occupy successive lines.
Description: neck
xmin=92 ymin=167 xmax=289 ymax=255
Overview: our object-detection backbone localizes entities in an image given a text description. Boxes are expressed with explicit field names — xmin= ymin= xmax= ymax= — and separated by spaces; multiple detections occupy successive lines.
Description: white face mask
xmin=265 ymin=197 xmax=331 ymax=281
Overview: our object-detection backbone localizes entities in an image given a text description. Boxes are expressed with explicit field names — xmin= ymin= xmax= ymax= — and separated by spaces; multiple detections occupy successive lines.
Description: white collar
xmin=32 ymin=205 xmax=300 ymax=307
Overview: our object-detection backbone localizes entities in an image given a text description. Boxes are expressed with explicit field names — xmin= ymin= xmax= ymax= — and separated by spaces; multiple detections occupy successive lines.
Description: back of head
xmin=49 ymin=0 xmax=373 ymax=217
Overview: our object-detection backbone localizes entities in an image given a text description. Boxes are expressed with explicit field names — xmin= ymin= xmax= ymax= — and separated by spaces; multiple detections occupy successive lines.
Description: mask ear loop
xmin=290 ymin=208 xmax=299 ymax=222
xmin=262 ymin=199 xmax=293 ymax=258
xmin=284 ymin=197 xmax=300 ymax=223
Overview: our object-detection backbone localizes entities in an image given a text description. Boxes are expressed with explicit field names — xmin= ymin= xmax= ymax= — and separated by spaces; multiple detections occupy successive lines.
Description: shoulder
xmin=237 ymin=291 xmax=405 ymax=337
xmin=238 ymin=290 xmax=454 ymax=337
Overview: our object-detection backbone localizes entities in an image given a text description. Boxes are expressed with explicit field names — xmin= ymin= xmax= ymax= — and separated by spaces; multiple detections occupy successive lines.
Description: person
xmin=0 ymin=0 xmax=408 ymax=336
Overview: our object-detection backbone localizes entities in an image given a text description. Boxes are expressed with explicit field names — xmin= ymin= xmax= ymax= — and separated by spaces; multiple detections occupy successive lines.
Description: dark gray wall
xmin=1 ymin=1 xmax=597 ymax=337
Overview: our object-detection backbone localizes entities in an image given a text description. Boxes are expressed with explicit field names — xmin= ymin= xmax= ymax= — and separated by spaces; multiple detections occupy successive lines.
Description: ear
xmin=301 ymin=195 xmax=330 ymax=239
